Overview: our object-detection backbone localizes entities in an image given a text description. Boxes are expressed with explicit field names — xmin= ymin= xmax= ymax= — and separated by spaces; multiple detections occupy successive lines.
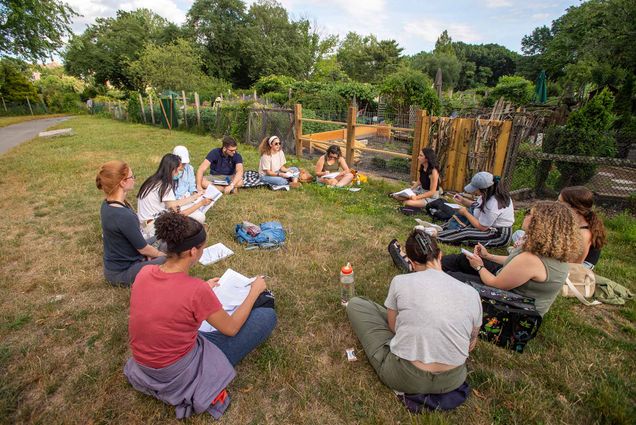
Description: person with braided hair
xmin=347 ymin=230 xmax=481 ymax=394
xmin=558 ymin=186 xmax=607 ymax=267
xmin=96 ymin=160 xmax=166 ymax=286
xmin=124 ymin=212 xmax=276 ymax=419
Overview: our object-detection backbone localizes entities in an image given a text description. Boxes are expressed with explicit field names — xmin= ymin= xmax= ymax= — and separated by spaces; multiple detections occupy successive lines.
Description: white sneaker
xmin=414 ymin=219 xmax=443 ymax=232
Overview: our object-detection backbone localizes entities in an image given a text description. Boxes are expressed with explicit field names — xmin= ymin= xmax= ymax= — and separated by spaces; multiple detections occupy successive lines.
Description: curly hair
xmin=258 ymin=135 xmax=279 ymax=155
xmin=154 ymin=212 xmax=205 ymax=256
xmin=523 ymin=201 xmax=582 ymax=262
xmin=560 ymin=186 xmax=606 ymax=249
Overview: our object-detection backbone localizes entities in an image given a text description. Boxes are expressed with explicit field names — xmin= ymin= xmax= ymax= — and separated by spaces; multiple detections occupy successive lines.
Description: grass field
xmin=0 ymin=116 xmax=634 ymax=425
xmin=0 ymin=114 xmax=69 ymax=128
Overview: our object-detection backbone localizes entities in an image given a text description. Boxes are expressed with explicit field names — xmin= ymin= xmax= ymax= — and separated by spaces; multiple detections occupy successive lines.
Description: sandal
xmin=388 ymin=239 xmax=412 ymax=273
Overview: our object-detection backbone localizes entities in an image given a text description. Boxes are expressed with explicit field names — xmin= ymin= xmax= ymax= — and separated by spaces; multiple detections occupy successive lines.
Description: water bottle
xmin=340 ymin=263 xmax=355 ymax=306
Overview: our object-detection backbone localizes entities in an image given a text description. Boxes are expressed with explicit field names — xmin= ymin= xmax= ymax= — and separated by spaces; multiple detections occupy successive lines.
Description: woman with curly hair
xmin=258 ymin=135 xmax=300 ymax=188
xmin=558 ymin=186 xmax=607 ymax=267
xmin=124 ymin=212 xmax=276 ymax=419
xmin=443 ymin=201 xmax=582 ymax=316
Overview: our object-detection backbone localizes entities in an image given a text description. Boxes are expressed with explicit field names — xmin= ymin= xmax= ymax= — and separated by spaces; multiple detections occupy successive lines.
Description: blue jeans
xmin=200 ymin=308 xmax=277 ymax=366
xmin=260 ymin=166 xmax=299 ymax=186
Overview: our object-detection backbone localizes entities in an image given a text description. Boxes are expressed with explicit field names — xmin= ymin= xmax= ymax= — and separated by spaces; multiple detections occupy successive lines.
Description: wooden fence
xmin=294 ymin=104 xmax=513 ymax=193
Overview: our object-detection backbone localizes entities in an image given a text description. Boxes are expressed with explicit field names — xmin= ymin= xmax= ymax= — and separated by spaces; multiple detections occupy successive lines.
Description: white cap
xmin=172 ymin=145 xmax=190 ymax=164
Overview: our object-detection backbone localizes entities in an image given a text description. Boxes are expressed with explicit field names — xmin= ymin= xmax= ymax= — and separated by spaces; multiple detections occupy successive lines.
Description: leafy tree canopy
xmin=380 ymin=67 xmax=440 ymax=115
xmin=336 ymin=32 xmax=403 ymax=83
xmin=0 ymin=0 xmax=78 ymax=62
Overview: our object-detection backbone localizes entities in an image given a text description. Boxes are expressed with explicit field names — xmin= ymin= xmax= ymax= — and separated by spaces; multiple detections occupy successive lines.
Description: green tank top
xmin=322 ymin=157 xmax=340 ymax=173
xmin=500 ymin=247 xmax=569 ymax=317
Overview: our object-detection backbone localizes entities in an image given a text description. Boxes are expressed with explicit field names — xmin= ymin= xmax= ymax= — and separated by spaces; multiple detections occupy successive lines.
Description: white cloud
xmin=531 ymin=12 xmax=551 ymax=20
xmin=404 ymin=19 xmax=482 ymax=45
xmin=484 ymin=0 xmax=513 ymax=8
xmin=120 ymin=0 xmax=186 ymax=24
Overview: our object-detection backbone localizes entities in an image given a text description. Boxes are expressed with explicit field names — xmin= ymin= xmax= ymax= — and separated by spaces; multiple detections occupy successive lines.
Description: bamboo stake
xmin=181 ymin=90 xmax=188 ymax=127
xmin=194 ymin=92 xmax=201 ymax=127
xmin=26 ymin=97 xmax=33 ymax=115
xmin=149 ymin=93 xmax=155 ymax=124
xmin=138 ymin=93 xmax=146 ymax=123
xmin=294 ymin=103 xmax=303 ymax=158
xmin=1 ymin=96 xmax=6 ymax=112
xmin=159 ymin=97 xmax=172 ymax=131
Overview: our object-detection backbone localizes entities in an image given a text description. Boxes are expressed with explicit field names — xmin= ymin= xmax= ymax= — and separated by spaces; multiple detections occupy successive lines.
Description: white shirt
xmin=137 ymin=184 xmax=176 ymax=222
xmin=259 ymin=151 xmax=286 ymax=175
xmin=473 ymin=196 xmax=514 ymax=228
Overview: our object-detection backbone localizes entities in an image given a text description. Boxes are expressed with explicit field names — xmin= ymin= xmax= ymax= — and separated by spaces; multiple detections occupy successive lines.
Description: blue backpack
xmin=235 ymin=221 xmax=286 ymax=250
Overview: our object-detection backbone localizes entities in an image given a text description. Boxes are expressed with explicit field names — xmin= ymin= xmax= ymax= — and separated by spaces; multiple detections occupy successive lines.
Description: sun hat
xmin=172 ymin=145 xmax=190 ymax=164
xmin=464 ymin=171 xmax=494 ymax=193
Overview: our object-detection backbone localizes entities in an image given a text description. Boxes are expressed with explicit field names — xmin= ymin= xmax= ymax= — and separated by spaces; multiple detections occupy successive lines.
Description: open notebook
xmin=198 ymin=269 xmax=255 ymax=333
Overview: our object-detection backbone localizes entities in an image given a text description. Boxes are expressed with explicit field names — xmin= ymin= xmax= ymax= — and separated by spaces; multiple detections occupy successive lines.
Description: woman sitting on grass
xmin=96 ymin=160 xmax=165 ymax=287
xmin=391 ymin=148 xmax=440 ymax=206
xmin=347 ymin=229 xmax=482 ymax=395
xmin=443 ymin=201 xmax=582 ymax=317
xmin=315 ymin=145 xmax=354 ymax=187
xmin=124 ymin=212 xmax=276 ymax=419
xmin=137 ymin=153 xmax=211 ymax=238
xmin=436 ymin=171 xmax=514 ymax=248
xmin=258 ymin=135 xmax=300 ymax=188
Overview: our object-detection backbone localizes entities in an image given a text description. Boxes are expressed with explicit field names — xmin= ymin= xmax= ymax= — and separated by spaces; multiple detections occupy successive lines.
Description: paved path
xmin=0 ymin=116 xmax=71 ymax=154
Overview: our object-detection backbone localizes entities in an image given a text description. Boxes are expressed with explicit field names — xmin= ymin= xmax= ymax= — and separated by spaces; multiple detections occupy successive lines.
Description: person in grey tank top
xmin=456 ymin=201 xmax=582 ymax=316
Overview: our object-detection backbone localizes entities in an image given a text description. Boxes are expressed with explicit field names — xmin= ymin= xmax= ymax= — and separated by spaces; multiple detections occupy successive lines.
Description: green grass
xmin=0 ymin=114 xmax=69 ymax=128
xmin=0 ymin=115 xmax=634 ymax=424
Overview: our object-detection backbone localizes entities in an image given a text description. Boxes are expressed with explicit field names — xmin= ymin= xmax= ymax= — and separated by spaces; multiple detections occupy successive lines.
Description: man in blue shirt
xmin=196 ymin=136 xmax=244 ymax=194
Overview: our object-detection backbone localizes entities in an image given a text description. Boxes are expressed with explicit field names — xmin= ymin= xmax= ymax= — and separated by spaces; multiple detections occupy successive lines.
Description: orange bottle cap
xmin=341 ymin=262 xmax=353 ymax=274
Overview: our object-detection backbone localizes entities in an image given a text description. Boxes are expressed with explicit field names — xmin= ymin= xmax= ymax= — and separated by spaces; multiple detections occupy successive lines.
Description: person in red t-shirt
xmin=125 ymin=212 xmax=276 ymax=419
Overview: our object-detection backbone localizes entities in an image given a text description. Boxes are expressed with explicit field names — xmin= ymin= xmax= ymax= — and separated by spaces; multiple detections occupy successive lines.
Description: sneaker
xmin=414 ymin=218 xmax=443 ymax=232
xmin=414 ymin=225 xmax=438 ymax=237
xmin=388 ymin=239 xmax=412 ymax=273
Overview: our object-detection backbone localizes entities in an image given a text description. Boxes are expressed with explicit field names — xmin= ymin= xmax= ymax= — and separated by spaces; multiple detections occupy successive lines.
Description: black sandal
xmin=388 ymin=239 xmax=412 ymax=273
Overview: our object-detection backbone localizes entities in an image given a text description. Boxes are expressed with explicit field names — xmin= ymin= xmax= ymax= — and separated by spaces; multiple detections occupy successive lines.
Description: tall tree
xmin=434 ymin=30 xmax=455 ymax=56
xmin=186 ymin=0 xmax=246 ymax=85
xmin=0 ymin=0 xmax=78 ymax=61
xmin=63 ymin=9 xmax=179 ymax=90
xmin=409 ymin=52 xmax=461 ymax=90
xmin=453 ymin=42 xmax=519 ymax=88
xmin=336 ymin=32 xmax=403 ymax=83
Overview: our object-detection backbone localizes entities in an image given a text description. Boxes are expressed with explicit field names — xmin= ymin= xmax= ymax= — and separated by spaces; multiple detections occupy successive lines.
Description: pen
xmin=244 ymin=275 xmax=269 ymax=287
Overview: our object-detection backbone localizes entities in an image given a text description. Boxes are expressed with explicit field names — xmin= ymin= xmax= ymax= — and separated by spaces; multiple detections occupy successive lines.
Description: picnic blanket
xmin=242 ymin=170 xmax=268 ymax=188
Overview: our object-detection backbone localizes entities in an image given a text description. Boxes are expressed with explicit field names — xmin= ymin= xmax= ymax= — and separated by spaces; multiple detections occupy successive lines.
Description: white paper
xmin=198 ymin=268 xmax=255 ymax=333
xmin=349 ymin=187 xmax=362 ymax=192
xmin=461 ymin=248 xmax=475 ymax=258
xmin=392 ymin=188 xmax=415 ymax=198
xmin=199 ymin=185 xmax=223 ymax=214
xmin=199 ymin=243 xmax=234 ymax=265
xmin=444 ymin=203 xmax=462 ymax=209
xmin=212 ymin=179 xmax=230 ymax=186
xmin=322 ymin=172 xmax=340 ymax=179
xmin=283 ymin=170 xmax=300 ymax=179
xmin=271 ymin=184 xmax=290 ymax=191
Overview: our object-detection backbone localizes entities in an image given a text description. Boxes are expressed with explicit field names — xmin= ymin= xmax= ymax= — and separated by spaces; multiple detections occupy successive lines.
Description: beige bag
xmin=562 ymin=263 xmax=601 ymax=306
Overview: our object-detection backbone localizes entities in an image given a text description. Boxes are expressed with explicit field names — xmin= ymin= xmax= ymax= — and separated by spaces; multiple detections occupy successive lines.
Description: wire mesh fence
xmin=246 ymin=108 xmax=296 ymax=153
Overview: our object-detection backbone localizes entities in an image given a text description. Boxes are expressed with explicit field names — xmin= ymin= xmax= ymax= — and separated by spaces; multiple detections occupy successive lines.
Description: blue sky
xmin=64 ymin=0 xmax=580 ymax=54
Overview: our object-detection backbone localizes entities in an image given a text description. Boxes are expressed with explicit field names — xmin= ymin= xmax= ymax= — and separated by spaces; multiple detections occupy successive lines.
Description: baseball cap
xmin=172 ymin=145 xmax=190 ymax=164
xmin=464 ymin=171 xmax=494 ymax=193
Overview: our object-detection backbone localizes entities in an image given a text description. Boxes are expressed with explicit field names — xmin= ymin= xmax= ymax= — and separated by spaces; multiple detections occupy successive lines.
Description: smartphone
xmin=461 ymin=248 xmax=475 ymax=257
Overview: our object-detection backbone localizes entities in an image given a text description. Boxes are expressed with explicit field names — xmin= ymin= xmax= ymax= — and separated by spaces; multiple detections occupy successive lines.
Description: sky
xmin=64 ymin=0 xmax=580 ymax=55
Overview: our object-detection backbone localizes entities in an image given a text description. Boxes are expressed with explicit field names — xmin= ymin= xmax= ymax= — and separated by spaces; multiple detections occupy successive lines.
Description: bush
xmin=387 ymin=157 xmax=410 ymax=173
xmin=380 ymin=68 xmax=441 ymax=115
xmin=371 ymin=157 xmax=387 ymax=169
xmin=485 ymin=75 xmax=534 ymax=106
xmin=253 ymin=75 xmax=297 ymax=95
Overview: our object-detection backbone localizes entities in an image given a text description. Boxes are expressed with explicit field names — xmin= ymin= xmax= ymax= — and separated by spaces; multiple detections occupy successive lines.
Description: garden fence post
xmin=181 ymin=91 xmax=188 ymax=128
xmin=149 ymin=94 xmax=155 ymax=124
xmin=26 ymin=97 xmax=33 ymax=115
xmin=411 ymin=110 xmax=427 ymax=182
xmin=1 ymin=96 xmax=6 ymax=112
xmin=294 ymin=103 xmax=303 ymax=158
xmin=194 ymin=92 xmax=201 ymax=127
xmin=138 ymin=93 xmax=146 ymax=124
xmin=345 ymin=105 xmax=357 ymax=166
xmin=39 ymin=94 xmax=48 ymax=114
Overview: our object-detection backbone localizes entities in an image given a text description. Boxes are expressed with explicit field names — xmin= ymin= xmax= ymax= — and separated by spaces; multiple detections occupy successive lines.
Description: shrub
xmin=371 ymin=157 xmax=387 ymax=169
xmin=485 ymin=75 xmax=534 ymax=106
xmin=253 ymin=75 xmax=297 ymax=95
xmin=380 ymin=68 xmax=441 ymax=116
xmin=387 ymin=157 xmax=410 ymax=173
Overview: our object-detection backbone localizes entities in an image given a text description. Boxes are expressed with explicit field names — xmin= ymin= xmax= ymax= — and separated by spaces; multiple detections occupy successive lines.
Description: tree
xmin=0 ymin=59 xmax=38 ymax=102
xmin=409 ymin=52 xmax=461 ymax=90
xmin=63 ymin=9 xmax=179 ymax=91
xmin=186 ymin=0 xmax=247 ymax=85
xmin=380 ymin=67 xmax=441 ymax=116
xmin=453 ymin=42 xmax=519 ymax=88
xmin=434 ymin=30 xmax=455 ymax=56
xmin=0 ymin=0 xmax=78 ymax=61
xmin=336 ymin=32 xmax=403 ymax=83
xmin=486 ymin=75 xmax=534 ymax=106
xmin=311 ymin=56 xmax=349 ymax=82
xmin=128 ymin=39 xmax=208 ymax=92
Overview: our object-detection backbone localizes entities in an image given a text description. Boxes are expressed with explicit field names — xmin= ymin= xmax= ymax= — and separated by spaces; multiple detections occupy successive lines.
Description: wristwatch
xmin=475 ymin=265 xmax=484 ymax=272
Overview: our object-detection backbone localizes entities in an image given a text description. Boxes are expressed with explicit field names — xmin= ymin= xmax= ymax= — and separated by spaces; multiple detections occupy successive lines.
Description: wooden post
xmin=181 ymin=90 xmax=188 ymax=127
xmin=411 ymin=110 xmax=424 ymax=182
xmin=138 ymin=93 xmax=147 ymax=123
xmin=1 ymin=96 xmax=6 ymax=112
xmin=159 ymin=97 xmax=172 ymax=131
xmin=345 ymin=105 xmax=357 ymax=166
xmin=454 ymin=118 xmax=473 ymax=192
xmin=294 ymin=103 xmax=303 ymax=158
xmin=26 ymin=97 xmax=34 ymax=115
xmin=194 ymin=92 xmax=201 ymax=127
xmin=493 ymin=120 xmax=513 ymax=177
xmin=148 ymin=93 xmax=155 ymax=124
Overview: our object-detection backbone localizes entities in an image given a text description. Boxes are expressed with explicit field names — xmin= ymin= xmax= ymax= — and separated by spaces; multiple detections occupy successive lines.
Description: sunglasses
xmin=328 ymin=154 xmax=338 ymax=159
xmin=272 ymin=142 xmax=281 ymax=146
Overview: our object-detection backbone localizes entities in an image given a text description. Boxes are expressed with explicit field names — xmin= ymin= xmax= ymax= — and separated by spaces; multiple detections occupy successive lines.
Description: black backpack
xmin=425 ymin=199 xmax=456 ymax=221
xmin=468 ymin=281 xmax=542 ymax=353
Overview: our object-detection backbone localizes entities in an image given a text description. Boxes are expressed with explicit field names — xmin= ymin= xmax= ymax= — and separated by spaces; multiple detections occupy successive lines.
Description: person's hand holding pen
xmin=245 ymin=275 xmax=268 ymax=295
xmin=206 ymin=277 xmax=220 ymax=289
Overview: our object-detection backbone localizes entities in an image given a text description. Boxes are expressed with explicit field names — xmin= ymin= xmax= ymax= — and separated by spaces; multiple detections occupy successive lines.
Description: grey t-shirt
xmin=100 ymin=201 xmax=147 ymax=272
xmin=384 ymin=268 xmax=482 ymax=366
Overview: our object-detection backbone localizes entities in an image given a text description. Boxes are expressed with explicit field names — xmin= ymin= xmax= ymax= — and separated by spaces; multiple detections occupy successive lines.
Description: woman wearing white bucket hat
xmin=436 ymin=171 xmax=514 ymax=247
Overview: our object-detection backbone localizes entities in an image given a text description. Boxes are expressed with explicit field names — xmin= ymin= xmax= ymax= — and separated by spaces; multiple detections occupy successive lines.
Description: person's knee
xmin=252 ymin=307 xmax=277 ymax=336
xmin=346 ymin=296 xmax=367 ymax=318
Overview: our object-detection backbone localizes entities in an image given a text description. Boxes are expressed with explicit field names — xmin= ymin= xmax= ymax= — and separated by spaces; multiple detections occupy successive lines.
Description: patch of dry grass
xmin=0 ymin=116 xmax=634 ymax=424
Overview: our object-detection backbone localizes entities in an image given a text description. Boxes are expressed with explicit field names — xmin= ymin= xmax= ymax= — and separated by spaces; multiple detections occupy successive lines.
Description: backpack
xmin=425 ymin=199 xmax=456 ymax=221
xmin=235 ymin=221 xmax=286 ymax=249
xmin=468 ymin=281 xmax=542 ymax=353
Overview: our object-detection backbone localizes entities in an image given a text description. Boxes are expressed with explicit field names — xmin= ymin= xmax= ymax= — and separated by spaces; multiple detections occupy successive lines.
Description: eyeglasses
xmin=272 ymin=142 xmax=281 ymax=146
xmin=124 ymin=175 xmax=136 ymax=180
xmin=225 ymin=148 xmax=237 ymax=153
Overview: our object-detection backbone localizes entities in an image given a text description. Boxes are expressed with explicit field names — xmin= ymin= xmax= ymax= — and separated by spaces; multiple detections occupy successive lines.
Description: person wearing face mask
xmin=258 ymin=135 xmax=301 ymax=188
xmin=172 ymin=145 xmax=198 ymax=199
xmin=137 ymin=154 xmax=211 ymax=238
xmin=96 ymin=160 xmax=166 ymax=286
xmin=196 ymin=136 xmax=244 ymax=195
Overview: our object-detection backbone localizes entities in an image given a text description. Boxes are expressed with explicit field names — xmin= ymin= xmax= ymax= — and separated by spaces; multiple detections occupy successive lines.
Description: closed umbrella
xmin=434 ymin=67 xmax=443 ymax=100
xmin=535 ymin=70 xmax=547 ymax=104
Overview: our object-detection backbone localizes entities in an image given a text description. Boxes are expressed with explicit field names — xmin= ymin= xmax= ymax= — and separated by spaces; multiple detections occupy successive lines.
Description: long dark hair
xmin=560 ymin=186 xmax=606 ymax=248
xmin=479 ymin=176 xmax=510 ymax=210
xmin=419 ymin=148 xmax=439 ymax=175
xmin=325 ymin=145 xmax=342 ymax=159
xmin=137 ymin=154 xmax=181 ymax=201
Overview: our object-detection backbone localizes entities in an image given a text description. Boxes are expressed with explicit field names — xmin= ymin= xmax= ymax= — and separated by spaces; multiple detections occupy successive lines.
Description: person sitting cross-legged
xmin=196 ymin=136 xmax=244 ymax=195
xmin=347 ymin=229 xmax=482 ymax=395
xmin=315 ymin=145 xmax=354 ymax=187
